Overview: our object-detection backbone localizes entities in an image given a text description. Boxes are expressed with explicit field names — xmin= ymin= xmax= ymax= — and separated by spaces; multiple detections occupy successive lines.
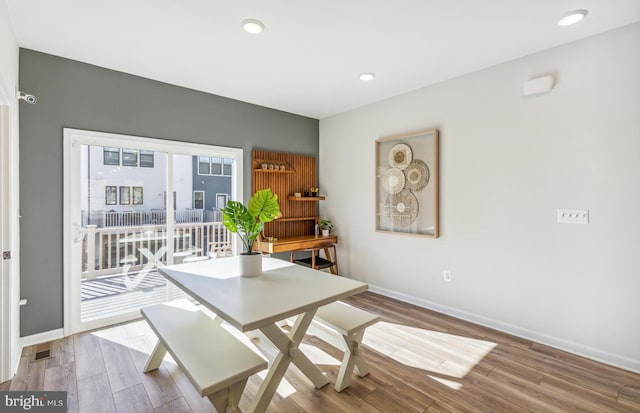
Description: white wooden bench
xmin=311 ymin=301 xmax=380 ymax=392
xmin=141 ymin=300 xmax=267 ymax=412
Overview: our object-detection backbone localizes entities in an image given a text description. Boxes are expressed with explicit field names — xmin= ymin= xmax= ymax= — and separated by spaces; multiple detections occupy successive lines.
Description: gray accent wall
xmin=18 ymin=49 xmax=319 ymax=336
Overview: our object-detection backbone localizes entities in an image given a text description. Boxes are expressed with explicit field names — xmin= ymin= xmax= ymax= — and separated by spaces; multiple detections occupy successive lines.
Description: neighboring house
xmin=192 ymin=156 xmax=233 ymax=211
xmin=80 ymin=146 xmax=232 ymax=225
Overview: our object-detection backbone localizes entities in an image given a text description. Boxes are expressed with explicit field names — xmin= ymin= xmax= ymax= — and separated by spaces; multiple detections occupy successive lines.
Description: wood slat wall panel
xmin=252 ymin=150 xmax=318 ymax=239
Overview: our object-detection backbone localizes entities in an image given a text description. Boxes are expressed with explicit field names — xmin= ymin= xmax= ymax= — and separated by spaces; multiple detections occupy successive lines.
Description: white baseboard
xmin=19 ymin=328 xmax=65 ymax=350
xmin=368 ymin=284 xmax=640 ymax=374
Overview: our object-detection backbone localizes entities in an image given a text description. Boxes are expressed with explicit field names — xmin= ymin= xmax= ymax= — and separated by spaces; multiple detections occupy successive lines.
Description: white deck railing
xmin=82 ymin=222 xmax=232 ymax=280
xmin=100 ymin=209 xmax=205 ymax=227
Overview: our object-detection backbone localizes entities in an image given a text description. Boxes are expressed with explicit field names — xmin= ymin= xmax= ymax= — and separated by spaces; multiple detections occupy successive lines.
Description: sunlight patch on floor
xmin=362 ymin=321 xmax=496 ymax=389
xmin=428 ymin=375 xmax=464 ymax=390
xmin=256 ymin=370 xmax=297 ymax=398
xmin=298 ymin=343 xmax=341 ymax=366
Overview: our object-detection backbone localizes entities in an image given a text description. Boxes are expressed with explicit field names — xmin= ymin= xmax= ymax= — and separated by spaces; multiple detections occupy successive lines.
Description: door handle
xmin=73 ymin=223 xmax=86 ymax=243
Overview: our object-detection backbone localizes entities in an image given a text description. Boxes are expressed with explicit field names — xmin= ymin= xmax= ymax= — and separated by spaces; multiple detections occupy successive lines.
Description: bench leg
xmin=208 ymin=378 xmax=247 ymax=413
xmin=335 ymin=330 xmax=368 ymax=392
xmin=143 ymin=340 xmax=167 ymax=373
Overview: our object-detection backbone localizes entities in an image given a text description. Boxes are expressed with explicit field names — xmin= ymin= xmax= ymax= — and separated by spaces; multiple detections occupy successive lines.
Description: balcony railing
xmin=99 ymin=209 xmax=206 ymax=227
xmin=82 ymin=221 xmax=232 ymax=280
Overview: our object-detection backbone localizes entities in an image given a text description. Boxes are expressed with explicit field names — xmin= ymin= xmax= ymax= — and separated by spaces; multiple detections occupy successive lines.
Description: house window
xmin=105 ymin=186 xmax=117 ymax=205
xmin=132 ymin=186 xmax=144 ymax=205
xmin=140 ymin=150 xmax=154 ymax=168
xmin=194 ymin=191 xmax=205 ymax=210
xmin=211 ymin=157 xmax=223 ymax=175
xmin=197 ymin=156 xmax=233 ymax=176
xmin=122 ymin=149 xmax=138 ymax=167
xmin=119 ymin=186 xmax=131 ymax=205
xmin=223 ymin=158 xmax=233 ymax=176
xmin=103 ymin=147 xmax=120 ymax=165
xmin=198 ymin=156 xmax=211 ymax=175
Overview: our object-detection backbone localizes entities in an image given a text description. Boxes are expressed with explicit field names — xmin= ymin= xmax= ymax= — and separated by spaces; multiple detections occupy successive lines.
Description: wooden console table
xmin=256 ymin=234 xmax=337 ymax=254
xmin=256 ymin=235 xmax=338 ymax=275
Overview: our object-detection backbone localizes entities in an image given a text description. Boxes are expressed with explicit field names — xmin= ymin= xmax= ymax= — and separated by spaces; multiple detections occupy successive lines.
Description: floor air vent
xmin=33 ymin=342 xmax=52 ymax=361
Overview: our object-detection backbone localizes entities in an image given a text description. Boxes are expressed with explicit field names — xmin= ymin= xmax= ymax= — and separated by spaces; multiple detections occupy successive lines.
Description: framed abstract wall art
xmin=375 ymin=129 xmax=439 ymax=237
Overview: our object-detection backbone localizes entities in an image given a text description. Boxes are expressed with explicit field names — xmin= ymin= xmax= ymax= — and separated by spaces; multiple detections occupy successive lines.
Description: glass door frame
xmin=63 ymin=128 xmax=243 ymax=335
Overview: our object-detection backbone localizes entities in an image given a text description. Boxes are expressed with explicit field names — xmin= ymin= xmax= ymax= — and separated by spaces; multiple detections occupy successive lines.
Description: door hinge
xmin=2 ymin=251 xmax=11 ymax=260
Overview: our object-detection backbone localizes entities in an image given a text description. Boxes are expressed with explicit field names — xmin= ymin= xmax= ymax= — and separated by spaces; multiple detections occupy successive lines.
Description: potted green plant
xmin=319 ymin=219 xmax=333 ymax=236
xmin=221 ymin=188 xmax=281 ymax=277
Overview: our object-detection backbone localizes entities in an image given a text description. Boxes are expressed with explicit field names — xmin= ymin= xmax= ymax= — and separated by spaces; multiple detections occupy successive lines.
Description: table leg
xmin=250 ymin=310 xmax=330 ymax=413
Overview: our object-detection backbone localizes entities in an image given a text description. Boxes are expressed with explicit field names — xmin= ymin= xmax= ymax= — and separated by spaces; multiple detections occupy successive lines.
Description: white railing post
xmin=86 ymin=225 xmax=97 ymax=280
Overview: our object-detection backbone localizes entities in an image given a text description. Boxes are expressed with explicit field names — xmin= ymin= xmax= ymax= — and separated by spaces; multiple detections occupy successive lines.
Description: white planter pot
xmin=322 ymin=229 xmax=330 ymax=236
xmin=238 ymin=253 xmax=262 ymax=277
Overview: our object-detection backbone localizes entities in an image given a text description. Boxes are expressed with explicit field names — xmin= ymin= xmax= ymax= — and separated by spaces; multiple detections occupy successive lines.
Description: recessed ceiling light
xmin=242 ymin=19 xmax=265 ymax=34
xmin=558 ymin=10 xmax=588 ymax=26
xmin=360 ymin=72 xmax=375 ymax=81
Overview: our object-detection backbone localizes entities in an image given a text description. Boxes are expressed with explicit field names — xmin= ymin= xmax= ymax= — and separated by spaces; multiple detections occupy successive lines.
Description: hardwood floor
xmin=5 ymin=291 xmax=640 ymax=412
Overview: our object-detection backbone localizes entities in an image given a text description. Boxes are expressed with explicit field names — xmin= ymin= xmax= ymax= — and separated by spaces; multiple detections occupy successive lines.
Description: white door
xmin=63 ymin=129 xmax=242 ymax=334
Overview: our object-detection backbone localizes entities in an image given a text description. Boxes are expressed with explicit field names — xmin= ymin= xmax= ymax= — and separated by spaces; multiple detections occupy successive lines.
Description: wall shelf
xmin=253 ymin=158 xmax=295 ymax=173
xmin=278 ymin=216 xmax=317 ymax=222
xmin=253 ymin=169 xmax=295 ymax=174
xmin=288 ymin=196 xmax=325 ymax=201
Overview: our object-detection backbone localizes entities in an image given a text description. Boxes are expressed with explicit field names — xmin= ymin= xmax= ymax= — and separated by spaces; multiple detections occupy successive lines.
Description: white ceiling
xmin=6 ymin=0 xmax=640 ymax=119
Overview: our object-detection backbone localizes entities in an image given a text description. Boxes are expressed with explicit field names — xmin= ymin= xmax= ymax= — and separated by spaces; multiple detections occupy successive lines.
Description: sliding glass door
xmin=63 ymin=129 xmax=242 ymax=334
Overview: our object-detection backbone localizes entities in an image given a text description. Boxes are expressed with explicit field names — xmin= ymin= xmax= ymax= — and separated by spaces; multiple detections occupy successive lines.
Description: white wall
xmin=320 ymin=23 xmax=640 ymax=372
xmin=0 ymin=0 xmax=20 ymax=381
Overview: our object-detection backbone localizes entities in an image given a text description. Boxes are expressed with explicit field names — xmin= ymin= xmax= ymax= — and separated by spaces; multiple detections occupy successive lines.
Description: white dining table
xmin=157 ymin=256 xmax=368 ymax=413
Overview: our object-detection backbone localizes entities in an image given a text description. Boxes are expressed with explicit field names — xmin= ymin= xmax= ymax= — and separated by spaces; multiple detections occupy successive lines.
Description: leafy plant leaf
xmin=221 ymin=189 xmax=281 ymax=253
xmin=248 ymin=188 xmax=281 ymax=223
xmin=221 ymin=201 xmax=251 ymax=234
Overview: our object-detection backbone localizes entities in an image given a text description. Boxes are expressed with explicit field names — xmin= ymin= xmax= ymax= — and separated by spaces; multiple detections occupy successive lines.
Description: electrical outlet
xmin=443 ymin=270 xmax=452 ymax=282
xmin=557 ymin=209 xmax=589 ymax=224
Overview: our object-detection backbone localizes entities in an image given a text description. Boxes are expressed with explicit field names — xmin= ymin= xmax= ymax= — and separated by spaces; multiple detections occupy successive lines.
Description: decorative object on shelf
xmin=382 ymin=167 xmax=405 ymax=194
xmin=320 ymin=219 xmax=333 ymax=236
xmin=221 ymin=188 xmax=281 ymax=277
xmin=295 ymin=192 xmax=301 ymax=197
xmin=375 ymin=129 xmax=439 ymax=237
xmin=388 ymin=143 xmax=413 ymax=170
xmin=309 ymin=187 xmax=319 ymax=197
xmin=404 ymin=160 xmax=430 ymax=191
xmin=253 ymin=158 xmax=295 ymax=173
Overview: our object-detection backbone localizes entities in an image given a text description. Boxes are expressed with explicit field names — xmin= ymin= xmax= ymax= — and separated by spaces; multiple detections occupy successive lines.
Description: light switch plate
xmin=557 ymin=209 xmax=589 ymax=224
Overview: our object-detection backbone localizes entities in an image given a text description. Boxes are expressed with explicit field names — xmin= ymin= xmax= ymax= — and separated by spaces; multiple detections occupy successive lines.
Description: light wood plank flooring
xmin=5 ymin=292 xmax=640 ymax=412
